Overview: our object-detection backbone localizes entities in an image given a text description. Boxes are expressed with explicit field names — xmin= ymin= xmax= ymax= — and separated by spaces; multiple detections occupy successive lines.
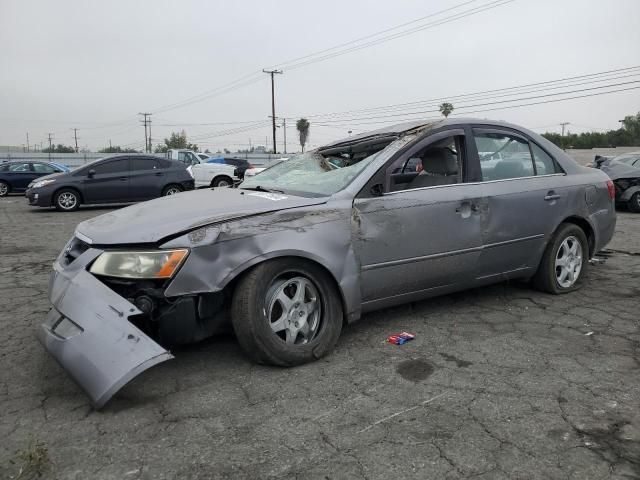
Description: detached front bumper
xmin=37 ymin=249 xmax=173 ymax=408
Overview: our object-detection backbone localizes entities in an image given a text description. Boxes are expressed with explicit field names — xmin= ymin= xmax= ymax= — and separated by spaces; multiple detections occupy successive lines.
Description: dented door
xmin=352 ymin=183 xmax=484 ymax=303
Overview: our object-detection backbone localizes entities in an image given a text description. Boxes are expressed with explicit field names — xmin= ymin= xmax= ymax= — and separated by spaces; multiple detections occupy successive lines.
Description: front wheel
xmin=231 ymin=258 xmax=343 ymax=366
xmin=532 ymin=223 xmax=589 ymax=294
xmin=54 ymin=189 xmax=80 ymax=212
xmin=628 ymin=192 xmax=640 ymax=213
xmin=211 ymin=176 xmax=232 ymax=188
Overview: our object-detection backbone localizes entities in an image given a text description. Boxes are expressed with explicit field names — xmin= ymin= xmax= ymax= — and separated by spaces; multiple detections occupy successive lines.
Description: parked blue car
xmin=0 ymin=161 xmax=70 ymax=196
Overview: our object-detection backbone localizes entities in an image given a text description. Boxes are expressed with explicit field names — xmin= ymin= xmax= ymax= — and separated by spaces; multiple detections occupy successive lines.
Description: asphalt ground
xmin=0 ymin=196 xmax=638 ymax=480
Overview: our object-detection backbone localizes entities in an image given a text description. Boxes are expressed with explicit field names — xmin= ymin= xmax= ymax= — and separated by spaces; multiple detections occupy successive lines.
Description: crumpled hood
xmin=601 ymin=161 xmax=640 ymax=181
xmin=77 ymin=188 xmax=327 ymax=245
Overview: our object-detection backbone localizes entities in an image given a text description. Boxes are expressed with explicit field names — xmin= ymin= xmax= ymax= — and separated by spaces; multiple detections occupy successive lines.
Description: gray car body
xmin=38 ymin=118 xmax=616 ymax=408
xmin=601 ymin=158 xmax=640 ymax=202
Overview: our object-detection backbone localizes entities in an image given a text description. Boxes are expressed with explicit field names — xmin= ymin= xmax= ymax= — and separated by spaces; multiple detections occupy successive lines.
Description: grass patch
xmin=8 ymin=438 xmax=51 ymax=479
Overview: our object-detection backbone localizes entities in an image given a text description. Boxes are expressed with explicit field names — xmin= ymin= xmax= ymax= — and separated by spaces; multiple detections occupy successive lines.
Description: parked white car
xmin=191 ymin=162 xmax=237 ymax=187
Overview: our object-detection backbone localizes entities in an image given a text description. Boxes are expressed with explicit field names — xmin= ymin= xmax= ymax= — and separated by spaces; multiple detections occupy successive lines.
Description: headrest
xmin=494 ymin=160 xmax=525 ymax=179
xmin=422 ymin=148 xmax=457 ymax=175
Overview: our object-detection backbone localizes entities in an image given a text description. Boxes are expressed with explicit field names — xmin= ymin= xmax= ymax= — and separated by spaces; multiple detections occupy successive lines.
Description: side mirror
xmin=88 ymin=169 xmax=96 ymax=178
xmin=370 ymin=183 xmax=384 ymax=197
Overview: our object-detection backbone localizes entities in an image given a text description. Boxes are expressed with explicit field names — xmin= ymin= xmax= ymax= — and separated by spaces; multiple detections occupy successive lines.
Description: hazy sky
xmin=1 ymin=0 xmax=639 ymax=152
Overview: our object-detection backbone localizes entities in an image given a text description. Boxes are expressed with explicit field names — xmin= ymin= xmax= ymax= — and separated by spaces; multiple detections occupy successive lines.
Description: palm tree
xmin=296 ymin=118 xmax=310 ymax=152
xmin=439 ymin=102 xmax=454 ymax=118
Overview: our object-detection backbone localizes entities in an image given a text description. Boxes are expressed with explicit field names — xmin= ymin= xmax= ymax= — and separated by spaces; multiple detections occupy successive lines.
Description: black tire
xmin=54 ymin=188 xmax=81 ymax=212
xmin=532 ymin=223 xmax=589 ymax=294
xmin=162 ymin=184 xmax=183 ymax=196
xmin=231 ymin=258 xmax=343 ymax=366
xmin=628 ymin=192 xmax=640 ymax=213
xmin=211 ymin=176 xmax=233 ymax=188
xmin=0 ymin=181 xmax=9 ymax=197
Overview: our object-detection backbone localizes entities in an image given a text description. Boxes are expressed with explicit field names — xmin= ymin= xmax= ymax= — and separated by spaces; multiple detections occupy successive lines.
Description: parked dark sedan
xmin=208 ymin=157 xmax=253 ymax=178
xmin=0 ymin=161 xmax=70 ymax=196
xmin=38 ymin=118 xmax=616 ymax=407
xmin=26 ymin=154 xmax=194 ymax=211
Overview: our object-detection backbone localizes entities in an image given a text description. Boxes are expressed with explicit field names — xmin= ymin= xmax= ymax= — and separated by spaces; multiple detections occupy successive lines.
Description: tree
xmin=541 ymin=112 xmax=640 ymax=149
xmin=43 ymin=144 xmax=75 ymax=153
xmin=439 ymin=102 xmax=454 ymax=118
xmin=98 ymin=146 xmax=140 ymax=153
xmin=296 ymin=118 xmax=310 ymax=152
xmin=154 ymin=130 xmax=198 ymax=153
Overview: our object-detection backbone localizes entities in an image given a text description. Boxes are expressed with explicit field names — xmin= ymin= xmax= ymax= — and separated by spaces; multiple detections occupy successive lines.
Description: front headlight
xmin=89 ymin=249 xmax=189 ymax=279
xmin=32 ymin=179 xmax=56 ymax=189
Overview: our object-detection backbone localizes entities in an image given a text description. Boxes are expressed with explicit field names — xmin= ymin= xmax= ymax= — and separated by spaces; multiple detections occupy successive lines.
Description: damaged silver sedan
xmin=38 ymin=118 xmax=616 ymax=407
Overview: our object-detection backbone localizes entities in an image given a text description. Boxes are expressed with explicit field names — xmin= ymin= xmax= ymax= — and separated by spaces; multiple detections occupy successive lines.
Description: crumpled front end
xmin=37 ymin=242 xmax=173 ymax=408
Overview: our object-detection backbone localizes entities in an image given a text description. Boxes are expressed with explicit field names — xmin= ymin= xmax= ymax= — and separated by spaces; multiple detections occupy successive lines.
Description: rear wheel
xmin=54 ymin=189 xmax=80 ymax=212
xmin=231 ymin=258 xmax=343 ymax=366
xmin=211 ymin=176 xmax=232 ymax=188
xmin=532 ymin=223 xmax=588 ymax=294
xmin=0 ymin=181 xmax=9 ymax=197
xmin=628 ymin=192 xmax=640 ymax=213
xmin=162 ymin=184 xmax=182 ymax=196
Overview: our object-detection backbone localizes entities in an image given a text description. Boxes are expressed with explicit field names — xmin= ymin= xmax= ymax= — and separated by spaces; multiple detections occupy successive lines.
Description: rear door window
xmin=8 ymin=163 xmax=32 ymax=172
xmin=131 ymin=158 xmax=158 ymax=171
xmin=93 ymin=158 xmax=129 ymax=175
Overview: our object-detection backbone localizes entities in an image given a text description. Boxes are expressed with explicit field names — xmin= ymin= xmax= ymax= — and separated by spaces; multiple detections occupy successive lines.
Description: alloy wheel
xmin=555 ymin=235 xmax=583 ymax=288
xmin=58 ymin=192 xmax=77 ymax=210
xmin=0 ymin=183 xmax=8 ymax=196
xmin=266 ymin=276 xmax=322 ymax=345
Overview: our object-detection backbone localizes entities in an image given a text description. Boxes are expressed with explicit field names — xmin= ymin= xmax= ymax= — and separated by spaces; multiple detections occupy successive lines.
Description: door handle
xmin=155 ymin=172 xmax=163 ymax=176
xmin=544 ymin=191 xmax=561 ymax=201
xmin=119 ymin=176 xmax=128 ymax=181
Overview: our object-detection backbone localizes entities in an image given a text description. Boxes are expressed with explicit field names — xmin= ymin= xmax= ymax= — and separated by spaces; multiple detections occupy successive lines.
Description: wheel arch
xmin=222 ymin=252 xmax=351 ymax=324
xmin=210 ymin=174 xmax=233 ymax=186
xmin=558 ymin=215 xmax=595 ymax=257
xmin=51 ymin=185 xmax=84 ymax=206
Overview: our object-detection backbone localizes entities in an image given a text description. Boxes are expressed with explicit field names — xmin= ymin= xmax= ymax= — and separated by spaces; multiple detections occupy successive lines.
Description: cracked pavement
xmin=0 ymin=197 xmax=639 ymax=479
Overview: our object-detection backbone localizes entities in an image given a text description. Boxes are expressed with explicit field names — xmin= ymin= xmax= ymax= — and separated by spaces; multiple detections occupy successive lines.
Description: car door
xmin=470 ymin=127 xmax=568 ymax=280
xmin=82 ymin=157 xmax=131 ymax=203
xmin=352 ymin=128 xmax=485 ymax=304
xmin=129 ymin=157 xmax=163 ymax=201
xmin=6 ymin=162 xmax=36 ymax=191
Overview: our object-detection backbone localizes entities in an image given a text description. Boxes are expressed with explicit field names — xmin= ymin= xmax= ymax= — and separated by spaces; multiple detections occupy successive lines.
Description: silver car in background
xmin=38 ymin=118 xmax=616 ymax=407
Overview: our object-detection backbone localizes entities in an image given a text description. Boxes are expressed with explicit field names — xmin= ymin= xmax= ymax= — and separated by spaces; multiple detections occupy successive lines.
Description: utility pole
xmin=262 ymin=69 xmax=283 ymax=154
xmin=282 ymin=118 xmax=287 ymax=154
xmin=559 ymin=122 xmax=570 ymax=150
xmin=147 ymin=116 xmax=152 ymax=153
xmin=47 ymin=133 xmax=53 ymax=160
xmin=109 ymin=139 xmax=112 ymax=150
xmin=26 ymin=132 xmax=30 ymax=152
xmin=139 ymin=113 xmax=151 ymax=153
xmin=72 ymin=128 xmax=79 ymax=153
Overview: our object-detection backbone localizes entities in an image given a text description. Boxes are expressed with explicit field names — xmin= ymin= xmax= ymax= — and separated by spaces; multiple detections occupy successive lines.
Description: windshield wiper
xmin=240 ymin=185 xmax=285 ymax=194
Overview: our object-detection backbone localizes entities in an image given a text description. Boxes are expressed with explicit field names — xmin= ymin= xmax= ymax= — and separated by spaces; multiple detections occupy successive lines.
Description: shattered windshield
xmin=240 ymin=138 xmax=397 ymax=196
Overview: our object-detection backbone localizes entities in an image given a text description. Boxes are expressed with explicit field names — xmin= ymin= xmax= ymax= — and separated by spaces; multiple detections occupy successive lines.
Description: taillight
xmin=606 ymin=180 xmax=615 ymax=200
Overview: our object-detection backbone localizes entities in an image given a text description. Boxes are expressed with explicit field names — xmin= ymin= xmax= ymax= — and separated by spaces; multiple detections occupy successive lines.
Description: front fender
xmin=163 ymin=202 xmax=362 ymax=322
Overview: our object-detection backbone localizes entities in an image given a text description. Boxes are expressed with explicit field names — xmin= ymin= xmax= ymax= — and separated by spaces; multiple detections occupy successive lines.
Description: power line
xmin=147 ymin=0 xmax=515 ymax=114
xmin=289 ymin=65 xmax=640 ymax=121
xmin=297 ymin=80 xmax=640 ymax=124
